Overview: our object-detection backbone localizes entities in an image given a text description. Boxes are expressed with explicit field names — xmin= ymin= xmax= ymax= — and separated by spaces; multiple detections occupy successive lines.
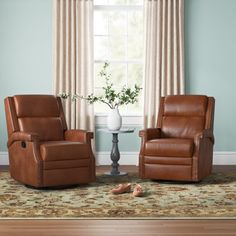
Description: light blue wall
xmin=185 ymin=0 xmax=236 ymax=151
xmin=1 ymin=0 xmax=236 ymax=153
xmin=0 ymin=0 xmax=52 ymax=151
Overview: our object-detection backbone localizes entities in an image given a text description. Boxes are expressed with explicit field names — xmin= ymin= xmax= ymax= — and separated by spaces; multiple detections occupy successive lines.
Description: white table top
xmin=98 ymin=128 xmax=135 ymax=134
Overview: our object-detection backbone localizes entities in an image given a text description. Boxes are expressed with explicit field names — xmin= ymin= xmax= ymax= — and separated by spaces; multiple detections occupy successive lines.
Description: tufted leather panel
xmin=161 ymin=95 xmax=208 ymax=139
xmin=164 ymin=95 xmax=208 ymax=117
xmin=161 ymin=116 xmax=205 ymax=139
xmin=14 ymin=95 xmax=60 ymax=117
xmin=145 ymin=138 xmax=193 ymax=157
xmin=14 ymin=95 xmax=65 ymax=141
xmin=18 ymin=117 xmax=64 ymax=141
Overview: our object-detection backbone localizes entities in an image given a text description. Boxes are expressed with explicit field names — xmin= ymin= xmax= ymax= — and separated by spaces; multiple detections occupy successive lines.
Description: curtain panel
xmin=53 ymin=0 xmax=94 ymax=131
xmin=143 ymin=0 xmax=185 ymax=128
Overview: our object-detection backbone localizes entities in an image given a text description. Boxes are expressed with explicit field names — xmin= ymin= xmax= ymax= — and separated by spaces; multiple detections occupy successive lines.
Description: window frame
xmin=93 ymin=4 xmax=144 ymax=121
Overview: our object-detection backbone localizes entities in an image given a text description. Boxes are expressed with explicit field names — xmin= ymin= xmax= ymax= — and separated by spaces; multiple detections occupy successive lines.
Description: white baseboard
xmin=213 ymin=152 xmax=236 ymax=165
xmin=1 ymin=151 xmax=236 ymax=166
xmin=0 ymin=152 xmax=9 ymax=165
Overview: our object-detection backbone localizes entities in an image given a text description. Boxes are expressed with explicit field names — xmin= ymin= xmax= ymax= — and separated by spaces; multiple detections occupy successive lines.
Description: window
xmin=94 ymin=0 xmax=144 ymax=115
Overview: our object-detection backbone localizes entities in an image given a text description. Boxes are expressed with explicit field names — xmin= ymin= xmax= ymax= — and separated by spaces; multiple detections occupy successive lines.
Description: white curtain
xmin=143 ymin=0 xmax=185 ymax=128
xmin=53 ymin=0 xmax=94 ymax=131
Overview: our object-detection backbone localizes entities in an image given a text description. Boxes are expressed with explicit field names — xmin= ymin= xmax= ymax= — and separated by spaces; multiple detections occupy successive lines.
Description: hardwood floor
xmin=0 ymin=220 xmax=236 ymax=236
xmin=0 ymin=165 xmax=236 ymax=236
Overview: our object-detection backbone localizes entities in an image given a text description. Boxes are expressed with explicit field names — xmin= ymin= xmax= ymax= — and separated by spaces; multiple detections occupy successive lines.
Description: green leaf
xmin=60 ymin=62 xmax=142 ymax=109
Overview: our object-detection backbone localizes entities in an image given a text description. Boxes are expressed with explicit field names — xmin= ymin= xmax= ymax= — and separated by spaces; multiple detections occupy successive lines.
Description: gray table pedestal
xmin=105 ymin=133 xmax=127 ymax=176
xmin=98 ymin=128 xmax=135 ymax=176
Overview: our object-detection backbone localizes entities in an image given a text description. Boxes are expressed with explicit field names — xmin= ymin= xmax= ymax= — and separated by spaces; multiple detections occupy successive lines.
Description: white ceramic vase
xmin=107 ymin=107 xmax=122 ymax=131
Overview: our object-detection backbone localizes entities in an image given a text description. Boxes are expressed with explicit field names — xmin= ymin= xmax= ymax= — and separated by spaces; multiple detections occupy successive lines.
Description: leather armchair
xmin=4 ymin=95 xmax=96 ymax=187
xmin=139 ymin=95 xmax=215 ymax=181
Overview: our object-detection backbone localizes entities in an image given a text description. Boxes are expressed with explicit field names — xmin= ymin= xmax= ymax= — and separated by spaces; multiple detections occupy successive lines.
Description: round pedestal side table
xmin=98 ymin=128 xmax=135 ymax=176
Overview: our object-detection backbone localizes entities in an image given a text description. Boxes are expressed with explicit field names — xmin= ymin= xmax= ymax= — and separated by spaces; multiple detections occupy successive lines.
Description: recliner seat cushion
xmin=145 ymin=138 xmax=194 ymax=157
xmin=40 ymin=141 xmax=90 ymax=161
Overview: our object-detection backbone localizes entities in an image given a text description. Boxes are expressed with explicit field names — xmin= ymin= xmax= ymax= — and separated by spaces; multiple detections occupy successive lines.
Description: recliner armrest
xmin=139 ymin=128 xmax=162 ymax=141
xmin=194 ymin=129 xmax=215 ymax=145
xmin=64 ymin=129 xmax=93 ymax=144
xmin=7 ymin=132 xmax=39 ymax=147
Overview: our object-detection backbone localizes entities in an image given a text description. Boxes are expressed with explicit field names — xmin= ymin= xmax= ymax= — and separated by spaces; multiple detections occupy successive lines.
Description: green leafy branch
xmin=59 ymin=62 xmax=142 ymax=109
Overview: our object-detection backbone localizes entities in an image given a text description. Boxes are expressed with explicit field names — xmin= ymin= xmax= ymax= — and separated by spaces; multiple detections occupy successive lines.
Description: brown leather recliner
xmin=4 ymin=95 xmax=96 ymax=187
xmin=139 ymin=95 xmax=215 ymax=182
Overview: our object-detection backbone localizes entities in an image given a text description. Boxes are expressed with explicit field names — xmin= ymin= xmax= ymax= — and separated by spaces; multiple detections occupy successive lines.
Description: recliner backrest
xmin=5 ymin=95 xmax=67 ymax=141
xmin=157 ymin=95 xmax=213 ymax=139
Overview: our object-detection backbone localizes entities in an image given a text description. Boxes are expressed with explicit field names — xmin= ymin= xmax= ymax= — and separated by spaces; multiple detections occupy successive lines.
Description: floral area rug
xmin=0 ymin=171 xmax=236 ymax=219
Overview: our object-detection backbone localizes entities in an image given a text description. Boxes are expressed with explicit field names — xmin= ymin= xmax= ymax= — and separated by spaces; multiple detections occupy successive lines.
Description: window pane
xmin=94 ymin=63 xmax=107 ymax=88
xmin=108 ymin=0 xmax=127 ymax=5
xmin=127 ymin=35 xmax=143 ymax=59
xmin=94 ymin=4 xmax=144 ymax=114
xmin=128 ymin=11 xmax=143 ymax=36
xmin=95 ymin=63 xmax=126 ymax=88
xmin=94 ymin=11 xmax=108 ymax=35
xmin=109 ymin=12 xmax=127 ymax=35
xmin=94 ymin=0 xmax=108 ymax=5
xmin=94 ymin=36 xmax=108 ymax=60
xmin=109 ymin=36 xmax=126 ymax=60
xmin=128 ymin=0 xmax=143 ymax=5
xmin=109 ymin=63 xmax=126 ymax=88
xmin=125 ymin=63 xmax=143 ymax=113
xmin=127 ymin=64 xmax=143 ymax=87
xmin=127 ymin=11 xmax=143 ymax=59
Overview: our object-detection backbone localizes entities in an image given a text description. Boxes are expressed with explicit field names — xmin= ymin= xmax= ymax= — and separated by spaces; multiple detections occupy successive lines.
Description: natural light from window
xmin=94 ymin=0 xmax=143 ymax=115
